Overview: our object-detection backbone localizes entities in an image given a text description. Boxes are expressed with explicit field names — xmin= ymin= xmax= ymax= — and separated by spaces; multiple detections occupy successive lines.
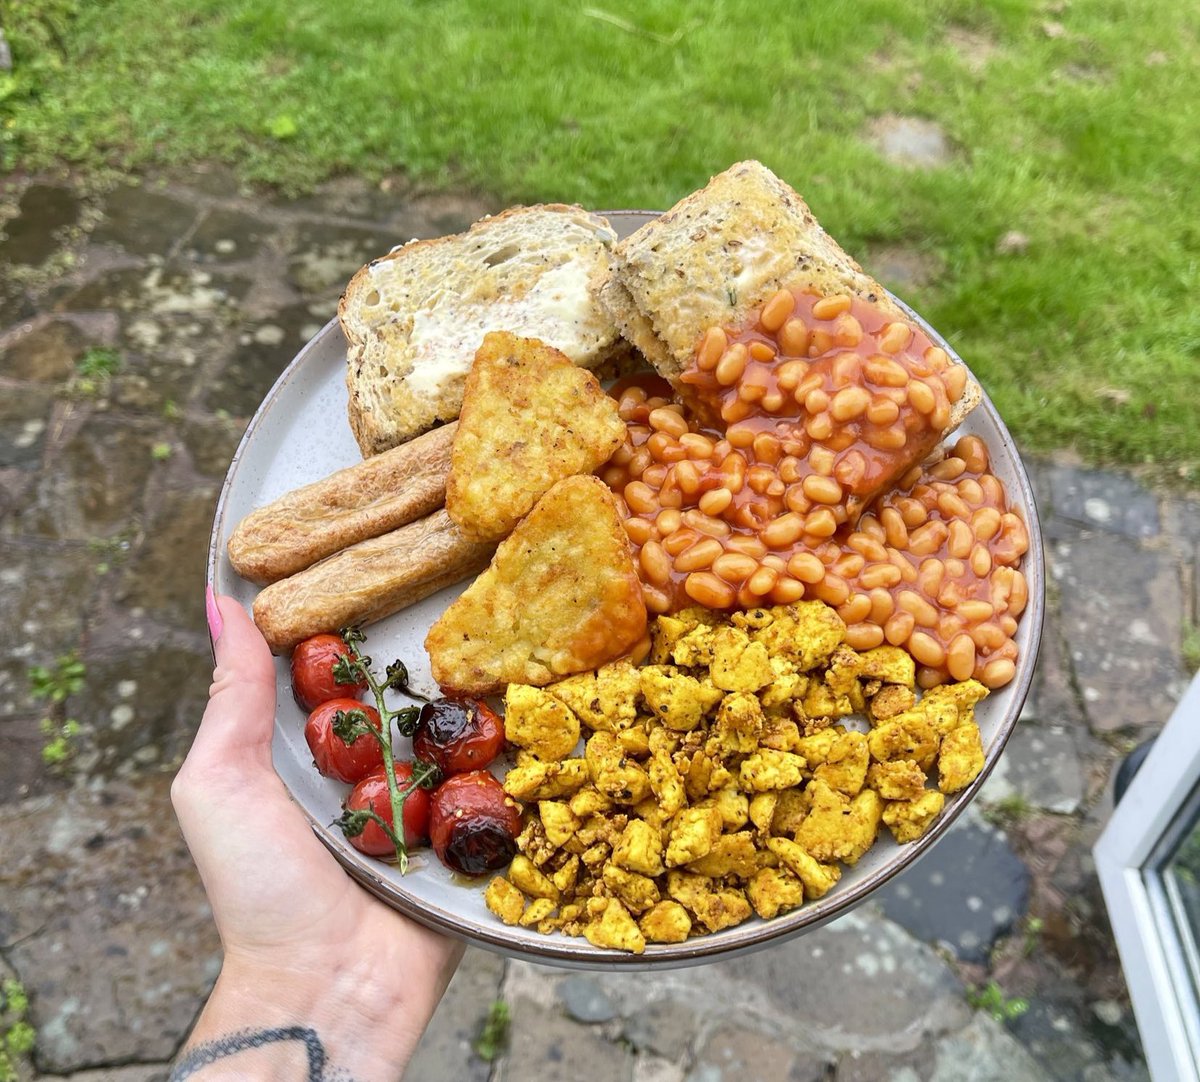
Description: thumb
xmin=187 ymin=590 xmax=279 ymax=775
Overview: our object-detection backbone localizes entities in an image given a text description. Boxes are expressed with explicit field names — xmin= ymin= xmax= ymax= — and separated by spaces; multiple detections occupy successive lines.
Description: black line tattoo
xmin=170 ymin=1025 xmax=354 ymax=1080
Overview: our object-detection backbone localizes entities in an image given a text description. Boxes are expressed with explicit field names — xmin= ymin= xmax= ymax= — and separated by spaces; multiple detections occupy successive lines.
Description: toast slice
xmin=340 ymin=204 xmax=628 ymax=457
xmin=446 ymin=332 xmax=626 ymax=542
xmin=598 ymin=160 xmax=979 ymax=429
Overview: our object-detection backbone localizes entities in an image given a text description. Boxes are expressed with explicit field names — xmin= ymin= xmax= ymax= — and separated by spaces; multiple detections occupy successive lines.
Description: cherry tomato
xmin=412 ymin=698 xmax=505 ymax=775
xmin=304 ymin=698 xmax=386 ymax=785
xmin=344 ymin=762 xmax=432 ymax=857
xmin=290 ymin=633 xmax=367 ymax=711
xmin=429 ymin=770 xmax=523 ymax=876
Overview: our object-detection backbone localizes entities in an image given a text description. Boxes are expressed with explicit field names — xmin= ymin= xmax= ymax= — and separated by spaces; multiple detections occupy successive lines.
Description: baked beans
xmin=603 ymin=336 xmax=1027 ymax=689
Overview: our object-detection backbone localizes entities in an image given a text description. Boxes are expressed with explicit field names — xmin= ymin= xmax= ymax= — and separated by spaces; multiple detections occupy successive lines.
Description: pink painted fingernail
xmin=205 ymin=585 xmax=223 ymax=642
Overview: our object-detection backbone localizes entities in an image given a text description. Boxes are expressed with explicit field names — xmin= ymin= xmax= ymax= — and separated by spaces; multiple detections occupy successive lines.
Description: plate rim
xmin=205 ymin=210 xmax=1045 ymax=969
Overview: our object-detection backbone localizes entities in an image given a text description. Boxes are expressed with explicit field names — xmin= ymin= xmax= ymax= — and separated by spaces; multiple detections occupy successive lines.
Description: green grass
xmin=3 ymin=0 xmax=1199 ymax=472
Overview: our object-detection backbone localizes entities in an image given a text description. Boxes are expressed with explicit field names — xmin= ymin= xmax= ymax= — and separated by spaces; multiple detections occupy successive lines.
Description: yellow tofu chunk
xmin=801 ymin=680 xmax=855 ymax=721
xmin=758 ymin=656 xmax=809 ymax=711
xmin=691 ymin=887 xmax=752 ymax=933
xmin=938 ymin=722 xmax=985 ymax=794
xmin=921 ymin=678 xmax=989 ymax=715
xmin=869 ymin=684 xmax=916 ymax=721
xmin=647 ymin=749 xmax=687 ymax=817
xmin=759 ymin=717 xmax=803 ymax=752
xmin=568 ymin=785 xmax=613 ymax=819
xmin=545 ymin=659 xmax=642 ymax=733
xmin=686 ymin=832 xmax=759 ymax=878
xmin=611 ymin=819 xmax=665 ymax=876
xmin=602 ymin=864 xmax=661 ymax=913
xmin=650 ymin=609 xmax=720 ymax=664
xmin=585 ymin=731 xmax=652 ymax=804
xmin=639 ymin=900 xmax=692 ymax=943
xmin=794 ymin=781 xmax=882 ymax=866
xmin=505 ymin=684 xmax=581 ymax=761
xmin=867 ymin=711 xmax=939 ymax=771
xmin=701 ymin=786 xmax=750 ymax=831
xmin=882 ymin=790 xmax=946 ymax=843
xmin=858 ymin=646 xmax=917 ymax=687
xmin=484 ymin=877 xmax=526 ymax=926
xmin=666 ymin=805 xmax=723 ymax=867
xmin=519 ymin=897 xmax=557 ymax=927
xmin=770 ymin=788 xmax=810 ymax=836
xmin=508 ymin=854 xmax=560 ymax=902
xmin=584 ymin=898 xmax=645 ymax=954
xmin=671 ymin=623 xmax=718 ymax=668
xmin=795 ymin=727 xmax=841 ymax=769
xmin=813 ymin=730 xmax=869 ymax=797
xmin=739 ymin=748 xmax=807 ymax=792
xmin=710 ymin=626 xmax=775 ymax=692
xmin=640 ymin=666 xmax=724 ymax=731
xmin=748 ymin=792 xmax=779 ymax=834
xmin=866 ymin=759 xmax=928 ymax=801
xmin=749 ymin=601 xmax=846 ymax=669
xmin=682 ymin=750 xmax=734 ymax=801
xmin=765 ymin=837 xmax=842 ymax=899
xmin=824 ymin=645 xmax=866 ymax=698
xmin=503 ymin=757 xmax=588 ymax=800
xmin=631 ymin=794 xmax=672 ymax=830
xmin=552 ymin=855 xmax=580 ymax=895
xmin=537 ymin=800 xmax=581 ymax=848
xmin=746 ymin=866 xmax=806 ymax=918
xmin=710 ymin=692 xmax=765 ymax=757
xmin=617 ymin=725 xmax=651 ymax=758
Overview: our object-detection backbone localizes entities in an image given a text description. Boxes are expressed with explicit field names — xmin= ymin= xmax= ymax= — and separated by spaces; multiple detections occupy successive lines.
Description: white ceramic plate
xmin=207 ymin=210 xmax=1045 ymax=970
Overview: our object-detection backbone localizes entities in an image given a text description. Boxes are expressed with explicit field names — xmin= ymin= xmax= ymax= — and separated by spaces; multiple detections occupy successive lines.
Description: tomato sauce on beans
xmin=599 ymin=289 xmax=1029 ymax=691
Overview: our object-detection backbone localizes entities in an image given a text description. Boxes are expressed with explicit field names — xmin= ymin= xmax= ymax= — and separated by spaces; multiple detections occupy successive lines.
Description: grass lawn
xmin=3 ymin=0 xmax=1197 ymax=476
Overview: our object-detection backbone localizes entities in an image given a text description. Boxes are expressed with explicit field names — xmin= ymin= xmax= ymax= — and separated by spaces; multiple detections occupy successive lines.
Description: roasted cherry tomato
xmin=344 ymin=762 xmax=432 ymax=857
xmin=304 ymin=698 xmax=386 ymax=785
xmin=429 ymin=770 xmax=522 ymax=876
xmin=412 ymin=697 xmax=505 ymax=775
xmin=290 ymin=633 xmax=367 ymax=711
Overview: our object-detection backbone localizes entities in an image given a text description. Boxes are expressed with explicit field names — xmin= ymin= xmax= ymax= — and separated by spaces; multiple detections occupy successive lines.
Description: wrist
xmin=179 ymin=947 xmax=438 ymax=1081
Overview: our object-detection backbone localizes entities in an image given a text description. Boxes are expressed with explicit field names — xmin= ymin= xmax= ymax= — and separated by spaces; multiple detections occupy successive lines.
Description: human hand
xmin=170 ymin=590 xmax=463 ymax=1080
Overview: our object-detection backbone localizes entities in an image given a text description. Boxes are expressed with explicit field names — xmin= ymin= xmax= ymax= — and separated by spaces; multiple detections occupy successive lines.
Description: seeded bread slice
xmin=598 ymin=160 xmax=980 ymax=425
xmin=340 ymin=204 xmax=628 ymax=457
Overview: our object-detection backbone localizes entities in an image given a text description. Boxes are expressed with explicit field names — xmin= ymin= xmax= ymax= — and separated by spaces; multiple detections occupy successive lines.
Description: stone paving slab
xmin=1 ymin=168 xmax=1191 ymax=1081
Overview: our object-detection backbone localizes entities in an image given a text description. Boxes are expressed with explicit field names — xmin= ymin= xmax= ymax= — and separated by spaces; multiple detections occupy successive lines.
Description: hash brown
xmin=446 ymin=332 xmax=626 ymax=542
xmin=425 ymin=475 xmax=647 ymax=694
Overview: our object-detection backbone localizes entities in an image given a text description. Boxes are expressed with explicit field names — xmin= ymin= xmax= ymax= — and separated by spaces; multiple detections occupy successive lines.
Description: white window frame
xmin=1095 ymin=674 xmax=1200 ymax=1082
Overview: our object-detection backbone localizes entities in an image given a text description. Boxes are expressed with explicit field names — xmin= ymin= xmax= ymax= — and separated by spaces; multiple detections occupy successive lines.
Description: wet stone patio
xmin=1 ymin=169 xmax=1195 ymax=1081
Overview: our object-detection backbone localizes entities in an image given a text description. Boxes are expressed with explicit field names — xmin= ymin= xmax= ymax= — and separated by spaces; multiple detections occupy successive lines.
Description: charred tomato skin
xmin=413 ymin=698 xmax=505 ymax=775
xmin=429 ymin=770 xmax=522 ymax=876
xmin=344 ymin=762 xmax=432 ymax=857
xmin=304 ymin=698 xmax=386 ymax=785
xmin=290 ymin=633 xmax=367 ymax=711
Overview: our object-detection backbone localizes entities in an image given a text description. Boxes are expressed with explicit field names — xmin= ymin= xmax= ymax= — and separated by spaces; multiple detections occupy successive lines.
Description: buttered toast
xmin=341 ymin=204 xmax=628 ymax=457
xmin=597 ymin=160 xmax=980 ymax=429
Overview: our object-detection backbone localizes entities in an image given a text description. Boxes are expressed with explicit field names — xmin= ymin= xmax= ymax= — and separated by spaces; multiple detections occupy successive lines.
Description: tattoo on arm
xmin=170 ymin=1026 xmax=354 ymax=1080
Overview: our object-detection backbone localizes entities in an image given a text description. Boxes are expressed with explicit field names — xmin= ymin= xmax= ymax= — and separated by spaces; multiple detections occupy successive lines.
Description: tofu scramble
xmin=485 ymin=600 xmax=989 ymax=953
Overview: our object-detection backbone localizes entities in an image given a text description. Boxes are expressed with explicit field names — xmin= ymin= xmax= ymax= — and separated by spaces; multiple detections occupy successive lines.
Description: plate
xmin=207 ymin=210 xmax=1045 ymax=970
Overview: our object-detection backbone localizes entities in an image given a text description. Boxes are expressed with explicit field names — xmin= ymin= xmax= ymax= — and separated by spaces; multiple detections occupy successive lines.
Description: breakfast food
xmin=597 ymin=161 xmax=980 ymax=523
xmin=446 ymin=332 xmax=626 ymax=542
xmin=228 ymin=422 xmax=457 ymax=585
xmin=221 ymin=161 xmax=1036 ymax=956
xmin=341 ymin=204 xmax=628 ymax=456
xmin=425 ymin=475 xmax=648 ymax=694
xmin=603 ymin=379 xmax=1028 ymax=689
xmin=485 ymin=602 xmax=989 ymax=952
xmin=253 ymin=510 xmax=495 ymax=653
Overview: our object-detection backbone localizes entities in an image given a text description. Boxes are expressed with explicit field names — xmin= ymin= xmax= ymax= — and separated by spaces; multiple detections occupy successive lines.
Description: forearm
xmin=173 ymin=951 xmax=446 ymax=1081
